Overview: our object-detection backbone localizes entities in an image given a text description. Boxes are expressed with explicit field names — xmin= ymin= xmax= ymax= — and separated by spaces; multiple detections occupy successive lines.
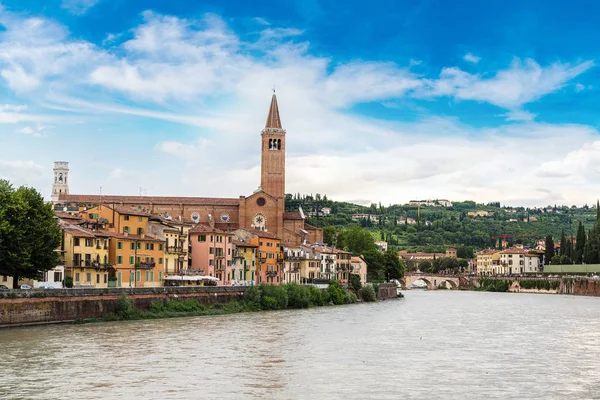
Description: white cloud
xmin=254 ymin=17 xmax=271 ymax=26
xmin=422 ymin=58 xmax=594 ymax=109
xmin=463 ymin=53 xmax=481 ymax=63
xmin=61 ymin=0 xmax=100 ymax=15
xmin=16 ymin=125 xmax=50 ymax=137
xmin=0 ymin=160 xmax=45 ymax=184
xmin=502 ymin=109 xmax=536 ymax=121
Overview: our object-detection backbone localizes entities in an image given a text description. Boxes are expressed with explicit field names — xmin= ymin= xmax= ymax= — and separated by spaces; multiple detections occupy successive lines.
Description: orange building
xmin=234 ymin=229 xmax=283 ymax=284
xmin=81 ymin=204 xmax=151 ymax=235
xmin=104 ymin=232 xmax=166 ymax=288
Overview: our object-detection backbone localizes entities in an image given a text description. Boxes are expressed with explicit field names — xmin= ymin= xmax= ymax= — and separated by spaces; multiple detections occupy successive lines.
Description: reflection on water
xmin=1 ymin=291 xmax=600 ymax=399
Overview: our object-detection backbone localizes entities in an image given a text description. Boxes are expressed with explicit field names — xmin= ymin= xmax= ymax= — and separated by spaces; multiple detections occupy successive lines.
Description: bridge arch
xmin=411 ymin=277 xmax=433 ymax=289
xmin=437 ymin=279 xmax=458 ymax=289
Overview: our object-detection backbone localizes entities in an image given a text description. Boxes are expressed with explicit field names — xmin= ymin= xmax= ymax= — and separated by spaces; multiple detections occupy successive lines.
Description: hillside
xmin=285 ymin=194 xmax=598 ymax=251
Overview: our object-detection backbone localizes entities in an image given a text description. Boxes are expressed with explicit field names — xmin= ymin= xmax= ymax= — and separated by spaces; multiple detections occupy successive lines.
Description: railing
xmin=167 ymin=246 xmax=186 ymax=254
xmin=138 ymin=261 xmax=156 ymax=270
xmin=266 ymin=270 xmax=277 ymax=277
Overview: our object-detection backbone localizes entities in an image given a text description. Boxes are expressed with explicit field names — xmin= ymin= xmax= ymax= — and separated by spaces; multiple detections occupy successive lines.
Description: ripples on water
xmin=1 ymin=291 xmax=600 ymax=400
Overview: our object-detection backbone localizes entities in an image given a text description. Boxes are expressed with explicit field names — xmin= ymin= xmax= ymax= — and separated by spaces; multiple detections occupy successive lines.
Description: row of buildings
xmin=475 ymin=249 xmax=541 ymax=275
xmin=48 ymin=205 xmax=367 ymax=289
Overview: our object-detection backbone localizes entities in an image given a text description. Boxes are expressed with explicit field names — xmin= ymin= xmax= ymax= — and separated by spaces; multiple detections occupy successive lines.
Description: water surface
xmin=1 ymin=291 xmax=599 ymax=399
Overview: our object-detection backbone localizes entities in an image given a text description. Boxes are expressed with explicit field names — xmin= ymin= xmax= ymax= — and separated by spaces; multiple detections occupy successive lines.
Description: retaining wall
xmin=0 ymin=287 xmax=246 ymax=327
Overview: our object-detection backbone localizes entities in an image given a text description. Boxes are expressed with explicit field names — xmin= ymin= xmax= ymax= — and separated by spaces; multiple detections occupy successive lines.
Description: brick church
xmin=57 ymin=93 xmax=323 ymax=246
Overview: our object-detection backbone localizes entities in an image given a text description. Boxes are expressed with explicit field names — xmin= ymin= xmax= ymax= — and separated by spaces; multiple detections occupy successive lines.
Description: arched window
xmin=277 ymin=139 xmax=281 ymax=150
xmin=268 ymin=139 xmax=272 ymax=149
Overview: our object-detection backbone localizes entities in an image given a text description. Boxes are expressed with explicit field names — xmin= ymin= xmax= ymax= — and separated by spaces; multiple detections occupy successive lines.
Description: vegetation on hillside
xmin=287 ymin=193 xmax=599 ymax=253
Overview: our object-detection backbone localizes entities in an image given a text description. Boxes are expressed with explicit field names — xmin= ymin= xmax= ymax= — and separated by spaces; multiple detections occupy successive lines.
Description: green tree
xmin=323 ymin=225 xmax=336 ymax=247
xmin=544 ymin=235 xmax=554 ymax=265
xmin=456 ymin=245 xmax=474 ymax=259
xmin=382 ymin=249 xmax=404 ymax=280
xmin=363 ymin=249 xmax=385 ymax=281
xmin=341 ymin=225 xmax=376 ymax=254
xmin=560 ymin=229 xmax=566 ymax=256
xmin=0 ymin=181 xmax=62 ymax=288
xmin=575 ymin=221 xmax=586 ymax=263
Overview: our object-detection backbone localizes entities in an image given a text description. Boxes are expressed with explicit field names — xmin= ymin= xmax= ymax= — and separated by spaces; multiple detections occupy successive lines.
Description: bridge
xmin=402 ymin=273 xmax=463 ymax=290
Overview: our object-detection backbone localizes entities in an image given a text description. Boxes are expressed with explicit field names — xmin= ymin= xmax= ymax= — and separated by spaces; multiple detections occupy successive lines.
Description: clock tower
xmin=260 ymin=92 xmax=285 ymax=200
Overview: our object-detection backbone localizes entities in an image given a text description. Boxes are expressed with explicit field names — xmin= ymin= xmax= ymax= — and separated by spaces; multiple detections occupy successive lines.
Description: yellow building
xmin=232 ymin=240 xmax=258 ymax=284
xmin=148 ymin=219 xmax=187 ymax=275
xmin=81 ymin=204 xmax=150 ymax=235
xmin=476 ymin=249 xmax=501 ymax=275
xmin=104 ymin=232 xmax=166 ymax=288
xmin=63 ymin=224 xmax=112 ymax=288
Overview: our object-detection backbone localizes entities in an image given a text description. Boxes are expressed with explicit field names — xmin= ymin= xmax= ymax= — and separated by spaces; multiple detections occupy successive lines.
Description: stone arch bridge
xmin=402 ymin=273 xmax=464 ymax=290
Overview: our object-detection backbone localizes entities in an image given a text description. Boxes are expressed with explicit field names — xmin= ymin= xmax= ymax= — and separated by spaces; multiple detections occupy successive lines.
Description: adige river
xmin=1 ymin=291 xmax=600 ymax=399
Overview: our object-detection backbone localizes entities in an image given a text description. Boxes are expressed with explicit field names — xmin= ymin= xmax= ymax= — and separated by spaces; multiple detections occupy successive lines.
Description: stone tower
xmin=51 ymin=161 xmax=69 ymax=203
xmin=260 ymin=92 xmax=286 ymax=200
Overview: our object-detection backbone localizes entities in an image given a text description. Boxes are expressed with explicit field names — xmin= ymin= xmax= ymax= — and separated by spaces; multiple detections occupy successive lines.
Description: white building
xmin=321 ymin=207 xmax=331 ymax=215
xmin=524 ymin=254 xmax=540 ymax=273
xmin=374 ymin=240 xmax=388 ymax=253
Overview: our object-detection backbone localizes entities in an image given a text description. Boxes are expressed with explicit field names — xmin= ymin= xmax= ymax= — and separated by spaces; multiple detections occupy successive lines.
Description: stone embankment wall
xmin=0 ymin=287 xmax=246 ymax=327
xmin=560 ymin=279 xmax=600 ymax=296
xmin=377 ymin=283 xmax=398 ymax=300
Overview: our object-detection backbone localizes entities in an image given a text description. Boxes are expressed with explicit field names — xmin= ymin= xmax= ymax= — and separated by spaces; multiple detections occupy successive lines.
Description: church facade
xmin=57 ymin=94 xmax=323 ymax=247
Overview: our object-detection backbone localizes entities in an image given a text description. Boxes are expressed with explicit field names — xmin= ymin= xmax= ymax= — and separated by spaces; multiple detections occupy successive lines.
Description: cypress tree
xmin=544 ymin=235 xmax=554 ymax=265
xmin=575 ymin=221 xmax=586 ymax=263
xmin=560 ymin=229 xmax=566 ymax=256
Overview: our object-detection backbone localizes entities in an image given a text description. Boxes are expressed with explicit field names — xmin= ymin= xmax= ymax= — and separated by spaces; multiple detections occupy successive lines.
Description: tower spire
xmin=265 ymin=92 xmax=282 ymax=129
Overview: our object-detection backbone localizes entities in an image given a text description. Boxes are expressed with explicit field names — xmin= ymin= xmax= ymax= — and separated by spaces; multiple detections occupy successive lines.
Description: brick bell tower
xmin=260 ymin=91 xmax=285 ymax=200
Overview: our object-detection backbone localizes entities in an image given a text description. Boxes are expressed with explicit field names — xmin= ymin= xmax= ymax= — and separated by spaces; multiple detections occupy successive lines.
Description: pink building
xmin=350 ymin=256 xmax=368 ymax=285
xmin=189 ymin=224 xmax=234 ymax=285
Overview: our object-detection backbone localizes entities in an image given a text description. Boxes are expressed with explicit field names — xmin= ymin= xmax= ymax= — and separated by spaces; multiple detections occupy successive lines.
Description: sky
xmin=1 ymin=0 xmax=599 ymax=208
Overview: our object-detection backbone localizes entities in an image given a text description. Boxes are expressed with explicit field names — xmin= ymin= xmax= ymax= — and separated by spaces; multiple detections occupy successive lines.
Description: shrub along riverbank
xmin=474 ymin=278 xmax=561 ymax=293
xmin=96 ymin=282 xmax=374 ymax=323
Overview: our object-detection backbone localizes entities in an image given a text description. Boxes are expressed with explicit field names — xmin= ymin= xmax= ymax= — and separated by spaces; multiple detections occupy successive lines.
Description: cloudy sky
xmin=1 ymin=0 xmax=599 ymax=207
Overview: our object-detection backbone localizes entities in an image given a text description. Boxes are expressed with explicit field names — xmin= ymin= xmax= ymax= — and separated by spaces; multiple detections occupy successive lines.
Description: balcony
xmin=285 ymin=255 xmax=304 ymax=261
xmin=215 ymin=264 xmax=224 ymax=271
xmin=167 ymin=246 xmax=186 ymax=255
xmin=138 ymin=261 xmax=156 ymax=270
xmin=266 ymin=270 xmax=277 ymax=277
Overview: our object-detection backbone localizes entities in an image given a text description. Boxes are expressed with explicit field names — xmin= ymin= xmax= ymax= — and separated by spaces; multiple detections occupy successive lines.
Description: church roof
xmin=265 ymin=93 xmax=282 ymax=129
xmin=283 ymin=211 xmax=304 ymax=220
xmin=59 ymin=194 xmax=239 ymax=206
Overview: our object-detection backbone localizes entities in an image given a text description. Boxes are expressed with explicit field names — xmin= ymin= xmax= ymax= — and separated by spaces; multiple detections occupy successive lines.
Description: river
xmin=1 ymin=291 xmax=600 ymax=399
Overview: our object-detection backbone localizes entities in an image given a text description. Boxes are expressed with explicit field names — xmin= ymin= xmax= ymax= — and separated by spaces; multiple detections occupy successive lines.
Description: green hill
xmin=285 ymin=194 xmax=597 ymax=252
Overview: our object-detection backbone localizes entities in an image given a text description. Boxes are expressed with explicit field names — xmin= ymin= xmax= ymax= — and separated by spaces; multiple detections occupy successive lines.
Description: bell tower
xmin=51 ymin=161 xmax=69 ymax=204
xmin=260 ymin=92 xmax=285 ymax=200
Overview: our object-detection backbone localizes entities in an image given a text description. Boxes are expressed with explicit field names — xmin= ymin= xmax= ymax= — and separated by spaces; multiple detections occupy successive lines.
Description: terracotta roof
xmin=283 ymin=211 xmax=304 ymax=220
xmin=54 ymin=211 xmax=82 ymax=220
xmin=188 ymin=224 xmax=229 ymax=235
xmin=501 ymin=249 xmax=526 ymax=255
xmin=252 ymin=230 xmax=280 ymax=240
xmin=59 ymin=194 xmax=240 ymax=206
xmin=214 ymin=222 xmax=239 ymax=230
xmin=265 ymin=93 xmax=283 ymax=129
xmin=304 ymin=223 xmax=320 ymax=230
xmin=524 ymin=253 xmax=540 ymax=257
xmin=105 ymin=205 xmax=151 ymax=217
xmin=63 ymin=225 xmax=96 ymax=238
xmin=232 ymin=239 xmax=258 ymax=248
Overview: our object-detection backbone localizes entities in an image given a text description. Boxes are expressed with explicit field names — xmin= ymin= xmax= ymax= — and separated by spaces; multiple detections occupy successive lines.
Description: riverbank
xmin=0 ymin=282 xmax=400 ymax=327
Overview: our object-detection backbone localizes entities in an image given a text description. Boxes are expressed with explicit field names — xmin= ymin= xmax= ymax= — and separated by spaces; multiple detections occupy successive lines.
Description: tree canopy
xmin=0 ymin=180 xmax=62 ymax=288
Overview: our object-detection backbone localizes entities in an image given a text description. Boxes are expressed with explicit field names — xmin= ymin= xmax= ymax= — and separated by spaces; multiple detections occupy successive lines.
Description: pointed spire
xmin=265 ymin=91 xmax=282 ymax=129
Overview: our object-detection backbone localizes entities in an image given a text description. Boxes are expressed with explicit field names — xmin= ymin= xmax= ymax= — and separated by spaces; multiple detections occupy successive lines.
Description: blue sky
xmin=1 ymin=0 xmax=599 ymax=207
